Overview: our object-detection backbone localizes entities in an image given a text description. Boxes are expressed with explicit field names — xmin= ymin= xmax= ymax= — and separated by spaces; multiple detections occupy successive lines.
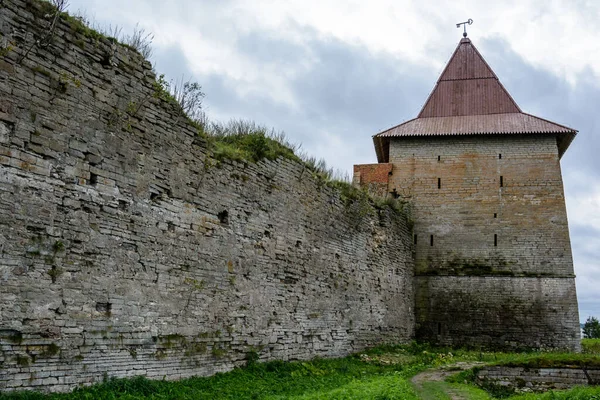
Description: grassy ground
xmin=417 ymin=381 xmax=491 ymax=400
xmin=0 ymin=344 xmax=428 ymax=400
xmin=414 ymin=381 xmax=600 ymax=400
xmin=443 ymin=341 xmax=600 ymax=400
xmin=583 ymin=338 xmax=600 ymax=354
xmin=2 ymin=342 xmax=600 ymax=400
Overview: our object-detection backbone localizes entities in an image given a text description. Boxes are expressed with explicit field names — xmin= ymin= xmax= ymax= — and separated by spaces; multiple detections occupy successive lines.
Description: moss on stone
xmin=414 ymin=255 xmax=550 ymax=277
xmin=183 ymin=342 xmax=207 ymax=357
xmin=1 ymin=330 xmax=23 ymax=345
xmin=15 ymin=355 xmax=30 ymax=367
xmin=498 ymin=355 xmax=600 ymax=369
xmin=39 ymin=343 xmax=60 ymax=358
xmin=159 ymin=334 xmax=187 ymax=348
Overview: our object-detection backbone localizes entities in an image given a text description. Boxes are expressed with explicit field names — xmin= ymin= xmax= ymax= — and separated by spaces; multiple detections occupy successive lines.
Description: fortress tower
xmin=354 ymin=37 xmax=581 ymax=350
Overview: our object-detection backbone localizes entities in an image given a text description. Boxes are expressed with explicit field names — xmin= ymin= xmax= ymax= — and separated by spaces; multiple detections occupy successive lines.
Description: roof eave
xmin=372 ymin=130 xmax=577 ymax=161
xmin=557 ymin=130 xmax=577 ymax=159
xmin=372 ymin=135 xmax=390 ymax=163
xmin=374 ymin=118 xmax=418 ymax=137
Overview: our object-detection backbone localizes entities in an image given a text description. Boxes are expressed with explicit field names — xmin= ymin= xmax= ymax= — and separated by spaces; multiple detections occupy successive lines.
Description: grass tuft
xmin=204 ymin=119 xmax=300 ymax=164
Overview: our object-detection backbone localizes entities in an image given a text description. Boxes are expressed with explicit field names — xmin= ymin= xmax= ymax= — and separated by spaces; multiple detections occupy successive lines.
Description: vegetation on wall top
xmin=18 ymin=0 xmax=406 ymax=216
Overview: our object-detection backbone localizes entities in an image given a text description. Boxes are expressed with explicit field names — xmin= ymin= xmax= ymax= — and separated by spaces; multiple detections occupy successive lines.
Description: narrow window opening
xmin=437 ymin=178 xmax=441 ymax=189
xmin=494 ymin=213 xmax=497 ymax=218
xmin=500 ymin=176 xmax=504 ymax=187
xmin=430 ymin=235 xmax=434 ymax=246
xmin=89 ymin=173 xmax=98 ymax=186
xmin=499 ymin=153 xmax=502 ymax=159
xmin=217 ymin=210 xmax=229 ymax=224
xmin=100 ymin=53 xmax=112 ymax=67
xmin=437 ymin=322 xmax=442 ymax=335
xmin=437 ymin=155 xmax=441 ymax=162
xmin=494 ymin=234 xmax=498 ymax=247
xmin=95 ymin=302 xmax=112 ymax=316
xmin=413 ymin=235 xmax=418 ymax=245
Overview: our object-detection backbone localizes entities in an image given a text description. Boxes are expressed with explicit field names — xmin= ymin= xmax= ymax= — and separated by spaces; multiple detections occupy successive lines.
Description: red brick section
xmin=353 ymin=163 xmax=392 ymax=197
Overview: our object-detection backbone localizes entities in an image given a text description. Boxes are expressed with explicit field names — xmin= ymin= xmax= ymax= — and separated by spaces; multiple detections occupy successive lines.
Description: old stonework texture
xmin=0 ymin=0 xmax=581 ymax=394
xmin=0 ymin=0 xmax=415 ymax=393
xmin=356 ymin=37 xmax=580 ymax=350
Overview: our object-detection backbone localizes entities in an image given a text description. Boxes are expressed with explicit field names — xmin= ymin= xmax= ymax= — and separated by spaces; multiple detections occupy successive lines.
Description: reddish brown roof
xmin=373 ymin=37 xmax=577 ymax=162
xmin=418 ymin=38 xmax=521 ymax=117
xmin=378 ymin=113 xmax=575 ymax=137
xmin=419 ymin=79 xmax=521 ymax=117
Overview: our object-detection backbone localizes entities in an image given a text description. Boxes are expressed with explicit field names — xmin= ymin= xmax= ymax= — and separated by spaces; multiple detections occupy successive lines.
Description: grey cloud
xmin=290 ymin=34 xmax=430 ymax=128
xmin=571 ymin=224 xmax=600 ymax=239
xmin=579 ymin=301 xmax=599 ymax=321
xmin=184 ymin=25 xmax=436 ymax=168
xmin=236 ymin=30 xmax=309 ymax=67
xmin=480 ymin=36 xmax=600 ymax=181
xmin=153 ymin=44 xmax=195 ymax=82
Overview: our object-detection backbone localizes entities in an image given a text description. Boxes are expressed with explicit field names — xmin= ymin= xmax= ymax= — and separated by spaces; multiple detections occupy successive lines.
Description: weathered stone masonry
xmin=389 ymin=135 xmax=579 ymax=349
xmin=356 ymin=37 xmax=581 ymax=350
xmin=0 ymin=1 xmax=414 ymax=392
xmin=475 ymin=365 xmax=600 ymax=393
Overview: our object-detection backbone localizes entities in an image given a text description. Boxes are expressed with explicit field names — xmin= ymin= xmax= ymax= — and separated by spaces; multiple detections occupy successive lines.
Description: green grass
xmin=417 ymin=382 xmax=491 ymax=400
xmin=200 ymin=119 xmax=402 ymax=212
xmin=582 ymin=338 xmax=600 ymax=354
xmin=508 ymin=387 xmax=600 ymax=399
xmin=210 ymin=129 xmax=299 ymax=164
xmin=446 ymin=347 xmax=600 ymax=399
xmin=432 ymin=381 xmax=600 ymax=400
xmin=3 ymin=343 xmax=600 ymax=400
xmin=446 ymin=351 xmax=600 ymax=373
xmin=0 ymin=346 xmax=425 ymax=400
xmin=494 ymin=353 xmax=600 ymax=368
xmin=268 ymin=374 xmax=418 ymax=400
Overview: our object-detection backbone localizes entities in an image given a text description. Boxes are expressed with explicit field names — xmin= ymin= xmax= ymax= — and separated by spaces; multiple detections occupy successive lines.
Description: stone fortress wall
xmin=0 ymin=1 xmax=415 ymax=392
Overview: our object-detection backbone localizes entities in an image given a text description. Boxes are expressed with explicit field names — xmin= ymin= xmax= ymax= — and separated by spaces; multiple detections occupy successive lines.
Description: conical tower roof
xmin=418 ymin=38 xmax=520 ymax=117
xmin=373 ymin=38 xmax=576 ymax=162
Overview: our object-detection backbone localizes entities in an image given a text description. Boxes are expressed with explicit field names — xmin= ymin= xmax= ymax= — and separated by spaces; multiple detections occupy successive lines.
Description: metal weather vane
xmin=456 ymin=19 xmax=473 ymax=37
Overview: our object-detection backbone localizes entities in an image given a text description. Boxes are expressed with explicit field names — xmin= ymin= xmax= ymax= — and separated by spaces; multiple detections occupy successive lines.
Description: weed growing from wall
xmin=0 ymin=34 xmax=15 ymax=57
xmin=18 ymin=0 xmax=68 ymax=64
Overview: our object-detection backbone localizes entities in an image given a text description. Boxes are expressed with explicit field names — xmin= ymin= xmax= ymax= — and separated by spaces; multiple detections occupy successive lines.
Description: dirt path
xmin=411 ymin=362 xmax=485 ymax=400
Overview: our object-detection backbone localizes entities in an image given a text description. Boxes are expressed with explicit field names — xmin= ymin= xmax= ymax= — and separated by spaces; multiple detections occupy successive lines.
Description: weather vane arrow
xmin=456 ymin=19 xmax=473 ymax=37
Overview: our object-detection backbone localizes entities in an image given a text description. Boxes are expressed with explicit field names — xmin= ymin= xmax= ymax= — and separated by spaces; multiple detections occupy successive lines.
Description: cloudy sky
xmin=66 ymin=0 xmax=599 ymax=323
